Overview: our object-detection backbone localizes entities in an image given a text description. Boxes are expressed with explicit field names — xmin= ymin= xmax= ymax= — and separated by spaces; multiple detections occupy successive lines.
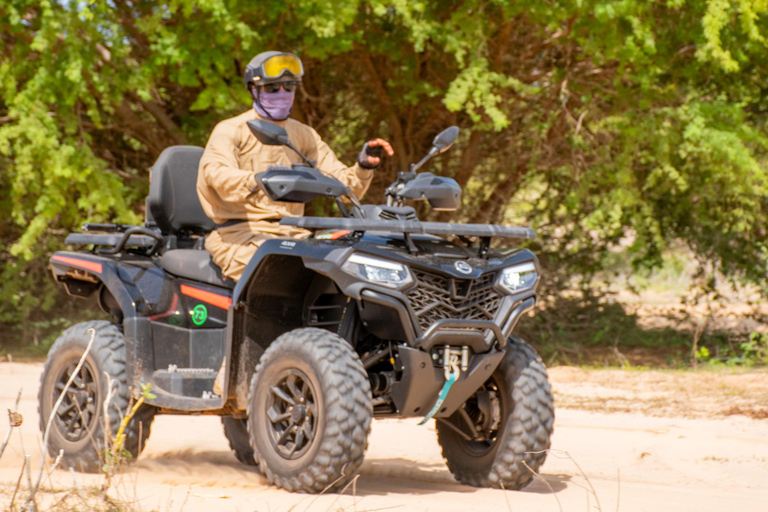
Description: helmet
xmin=243 ymin=51 xmax=304 ymax=89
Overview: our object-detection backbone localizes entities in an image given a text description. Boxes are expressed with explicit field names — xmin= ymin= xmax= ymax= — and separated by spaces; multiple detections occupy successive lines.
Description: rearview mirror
xmin=247 ymin=119 xmax=318 ymax=167
xmin=410 ymin=126 xmax=461 ymax=173
xmin=247 ymin=119 xmax=290 ymax=146
xmin=432 ymin=126 xmax=459 ymax=154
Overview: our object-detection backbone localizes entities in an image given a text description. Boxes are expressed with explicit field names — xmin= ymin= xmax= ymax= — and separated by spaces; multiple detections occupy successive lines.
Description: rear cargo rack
xmin=65 ymin=226 xmax=162 ymax=254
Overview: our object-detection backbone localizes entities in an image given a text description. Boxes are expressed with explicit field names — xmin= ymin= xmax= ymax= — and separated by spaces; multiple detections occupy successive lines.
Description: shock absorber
xmin=368 ymin=371 xmax=393 ymax=396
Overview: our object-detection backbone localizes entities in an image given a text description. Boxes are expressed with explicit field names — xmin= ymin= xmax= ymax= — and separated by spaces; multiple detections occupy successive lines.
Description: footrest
xmin=152 ymin=368 xmax=217 ymax=398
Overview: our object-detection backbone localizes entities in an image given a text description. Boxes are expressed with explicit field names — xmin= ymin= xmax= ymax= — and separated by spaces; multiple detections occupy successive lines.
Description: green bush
xmin=2 ymin=1 xmax=768 ymax=343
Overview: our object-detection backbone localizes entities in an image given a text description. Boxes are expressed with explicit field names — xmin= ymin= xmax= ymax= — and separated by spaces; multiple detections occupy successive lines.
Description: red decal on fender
xmin=180 ymin=284 xmax=232 ymax=310
xmin=52 ymin=255 xmax=103 ymax=274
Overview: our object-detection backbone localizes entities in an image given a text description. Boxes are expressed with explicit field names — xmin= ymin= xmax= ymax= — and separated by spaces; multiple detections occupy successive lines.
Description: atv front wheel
xmin=436 ymin=337 xmax=554 ymax=489
xmin=38 ymin=321 xmax=155 ymax=472
xmin=247 ymin=328 xmax=372 ymax=493
xmin=222 ymin=416 xmax=257 ymax=466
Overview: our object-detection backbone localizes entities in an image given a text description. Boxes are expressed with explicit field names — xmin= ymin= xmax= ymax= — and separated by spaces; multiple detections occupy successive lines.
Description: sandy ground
xmin=1 ymin=362 xmax=766 ymax=512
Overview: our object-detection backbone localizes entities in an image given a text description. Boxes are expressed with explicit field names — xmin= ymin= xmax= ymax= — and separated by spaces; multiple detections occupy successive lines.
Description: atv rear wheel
xmin=436 ymin=337 xmax=554 ymax=489
xmin=38 ymin=321 xmax=155 ymax=472
xmin=247 ymin=328 xmax=372 ymax=493
xmin=222 ymin=417 xmax=257 ymax=466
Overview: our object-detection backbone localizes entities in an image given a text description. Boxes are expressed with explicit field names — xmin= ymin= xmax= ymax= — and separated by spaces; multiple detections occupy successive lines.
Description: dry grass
xmin=0 ymin=328 xmax=145 ymax=512
xmin=0 ymin=481 xmax=136 ymax=512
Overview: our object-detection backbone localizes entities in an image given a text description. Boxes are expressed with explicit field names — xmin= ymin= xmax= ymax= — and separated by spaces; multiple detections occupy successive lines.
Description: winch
xmin=419 ymin=345 xmax=470 ymax=425
xmin=432 ymin=345 xmax=470 ymax=375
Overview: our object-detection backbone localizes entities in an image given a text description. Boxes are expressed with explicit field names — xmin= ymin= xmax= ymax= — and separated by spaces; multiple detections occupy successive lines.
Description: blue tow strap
xmin=418 ymin=370 xmax=458 ymax=425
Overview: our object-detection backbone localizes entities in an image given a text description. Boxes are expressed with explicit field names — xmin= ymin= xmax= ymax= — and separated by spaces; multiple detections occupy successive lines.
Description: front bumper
xmin=388 ymin=346 xmax=506 ymax=418
xmin=361 ymin=290 xmax=536 ymax=352
xmin=360 ymin=288 xmax=536 ymax=419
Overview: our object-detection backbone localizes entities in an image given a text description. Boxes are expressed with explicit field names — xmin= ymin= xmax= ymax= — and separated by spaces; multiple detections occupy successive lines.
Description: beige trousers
xmin=205 ymin=222 xmax=309 ymax=282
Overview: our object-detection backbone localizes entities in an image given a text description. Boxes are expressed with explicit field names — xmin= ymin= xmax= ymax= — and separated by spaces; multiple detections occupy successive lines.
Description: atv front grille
xmin=407 ymin=269 xmax=503 ymax=334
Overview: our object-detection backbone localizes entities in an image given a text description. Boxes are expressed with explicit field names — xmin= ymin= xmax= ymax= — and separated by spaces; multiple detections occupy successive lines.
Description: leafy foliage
xmin=1 ymin=0 xmax=767 ymax=342
xmin=695 ymin=331 xmax=768 ymax=366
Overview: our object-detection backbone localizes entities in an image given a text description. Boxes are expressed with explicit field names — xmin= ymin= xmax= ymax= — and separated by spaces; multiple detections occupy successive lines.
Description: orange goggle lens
xmin=262 ymin=54 xmax=303 ymax=78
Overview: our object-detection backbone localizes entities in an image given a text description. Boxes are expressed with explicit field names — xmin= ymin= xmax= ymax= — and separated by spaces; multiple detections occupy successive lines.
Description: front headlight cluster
xmin=342 ymin=253 xmax=538 ymax=293
xmin=341 ymin=254 xmax=413 ymax=288
xmin=500 ymin=262 xmax=538 ymax=293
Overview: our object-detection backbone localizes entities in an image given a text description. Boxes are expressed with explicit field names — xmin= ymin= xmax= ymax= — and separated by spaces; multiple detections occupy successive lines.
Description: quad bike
xmin=41 ymin=121 xmax=554 ymax=492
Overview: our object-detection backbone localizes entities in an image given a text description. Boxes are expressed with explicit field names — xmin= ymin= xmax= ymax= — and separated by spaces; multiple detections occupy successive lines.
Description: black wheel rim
xmin=53 ymin=359 xmax=99 ymax=442
xmin=458 ymin=377 xmax=504 ymax=456
xmin=265 ymin=369 xmax=318 ymax=460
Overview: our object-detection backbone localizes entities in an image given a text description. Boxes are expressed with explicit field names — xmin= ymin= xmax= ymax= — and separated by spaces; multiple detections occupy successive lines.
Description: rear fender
xmin=51 ymin=252 xmax=148 ymax=398
xmin=50 ymin=252 xmax=138 ymax=318
xmin=51 ymin=251 xmax=185 ymax=402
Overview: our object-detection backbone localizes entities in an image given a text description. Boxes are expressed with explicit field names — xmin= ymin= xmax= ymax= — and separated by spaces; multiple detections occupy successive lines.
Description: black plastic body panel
xmin=50 ymin=252 xmax=138 ymax=318
xmin=389 ymin=347 xmax=504 ymax=418
xmin=151 ymin=323 xmax=226 ymax=370
xmin=222 ymin=235 xmax=540 ymax=417
xmin=50 ymin=250 xmax=232 ymax=411
xmin=51 ymin=219 xmax=541 ymax=418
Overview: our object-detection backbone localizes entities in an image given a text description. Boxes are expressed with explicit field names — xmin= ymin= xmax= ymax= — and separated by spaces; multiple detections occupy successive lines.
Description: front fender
xmin=232 ymin=238 xmax=352 ymax=305
xmin=227 ymin=240 xmax=349 ymax=409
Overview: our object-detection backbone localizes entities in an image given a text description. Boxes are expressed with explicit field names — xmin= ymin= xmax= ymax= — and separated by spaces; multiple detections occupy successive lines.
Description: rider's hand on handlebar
xmin=358 ymin=138 xmax=394 ymax=169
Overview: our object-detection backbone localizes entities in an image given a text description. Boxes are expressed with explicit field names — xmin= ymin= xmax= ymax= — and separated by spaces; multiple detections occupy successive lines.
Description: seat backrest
xmin=147 ymin=145 xmax=215 ymax=236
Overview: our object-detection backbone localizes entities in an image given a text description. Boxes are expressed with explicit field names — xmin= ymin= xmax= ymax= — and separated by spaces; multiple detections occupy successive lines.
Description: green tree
xmin=1 ymin=0 xmax=767 ymax=343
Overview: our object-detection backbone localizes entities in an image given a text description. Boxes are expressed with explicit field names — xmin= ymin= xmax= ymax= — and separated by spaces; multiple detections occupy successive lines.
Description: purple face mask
xmin=253 ymin=88 xmax=295 ymax=121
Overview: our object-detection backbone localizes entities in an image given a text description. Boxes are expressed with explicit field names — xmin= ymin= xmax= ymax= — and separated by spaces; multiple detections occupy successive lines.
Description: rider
xmin=196 ymin=51 xmax=393 ymax=281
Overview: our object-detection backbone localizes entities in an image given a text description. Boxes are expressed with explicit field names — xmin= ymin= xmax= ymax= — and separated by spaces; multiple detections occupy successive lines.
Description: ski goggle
xmin=261 ymin=81 xmax=299 ymax=93
xmin=259 ymin=53 xmax=304 ymax=80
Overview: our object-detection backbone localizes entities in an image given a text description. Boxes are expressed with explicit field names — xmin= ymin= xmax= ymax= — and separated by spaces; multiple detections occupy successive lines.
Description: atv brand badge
xmin=191 ymin=304 xmax=208 ymax=325
xmin=454 ymin=261 xmax=473 ymax=274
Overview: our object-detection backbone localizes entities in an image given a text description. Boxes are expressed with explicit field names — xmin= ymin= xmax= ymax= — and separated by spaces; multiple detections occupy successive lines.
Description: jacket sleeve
xmin=309 ymin=128 xmax=374 ymax=199
xmin=199 ymin=120 xmax=258 ymax=203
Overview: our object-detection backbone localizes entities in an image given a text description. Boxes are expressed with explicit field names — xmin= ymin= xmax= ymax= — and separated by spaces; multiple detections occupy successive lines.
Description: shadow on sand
xmin=135 ymin=450 xmax=571 ymax=499
xmin=355 ymin=457 xmax=571 ymax=496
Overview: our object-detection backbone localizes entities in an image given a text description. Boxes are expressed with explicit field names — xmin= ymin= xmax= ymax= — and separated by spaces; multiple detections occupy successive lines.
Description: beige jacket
xmin=197 ymin=109 xmax=373 ymax=229
xmin=196 ymin=109 xmax=373 ymax=281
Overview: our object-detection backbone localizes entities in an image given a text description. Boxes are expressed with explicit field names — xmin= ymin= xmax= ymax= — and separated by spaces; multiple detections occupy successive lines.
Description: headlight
xmin=499 ymin=262 xmax=538 ymax=293
xmin=341 ymin=254 xmax=413 ymax=288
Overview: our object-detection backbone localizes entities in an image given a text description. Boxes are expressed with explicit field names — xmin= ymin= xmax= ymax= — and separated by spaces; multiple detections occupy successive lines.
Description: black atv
xmin=41 ymin=122 xmax=554 ymax=493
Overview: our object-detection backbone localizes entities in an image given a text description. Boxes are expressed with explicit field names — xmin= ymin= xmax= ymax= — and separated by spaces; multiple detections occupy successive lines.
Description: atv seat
xmin=147 ymin=145 xmax=215 ymax=236
xmin=147 ymin=146 xmax=233 ymax=288
xmin=160 ymin=249 xmax=235 ymax=289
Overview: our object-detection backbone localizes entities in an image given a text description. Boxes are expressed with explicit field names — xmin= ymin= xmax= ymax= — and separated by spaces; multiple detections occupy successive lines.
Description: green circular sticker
xmin=191 ymin=304 xmax=208 ymax=326
xmin=168 ymin=313 xmax=184 ymax=326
